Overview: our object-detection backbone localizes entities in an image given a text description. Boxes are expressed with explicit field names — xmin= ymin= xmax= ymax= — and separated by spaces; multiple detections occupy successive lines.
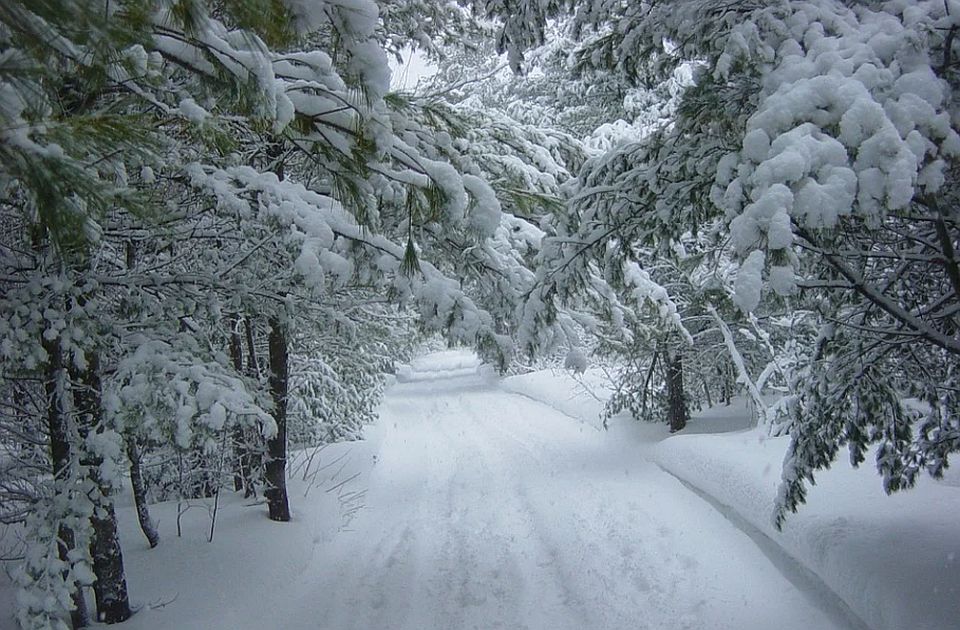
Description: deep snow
xmin=504 ymin=362 xmax=960 ymax=630
xmin=268 ymin=352 xmax=853 ymax=630
xmin=4 ymin=350 xmax=947 ymax=629
xmin=654 ymin=432 xmax=960 ymax=630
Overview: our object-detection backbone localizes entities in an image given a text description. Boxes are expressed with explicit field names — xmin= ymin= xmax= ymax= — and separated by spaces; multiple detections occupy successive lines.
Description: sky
xmin=388 ymin=47 xmax=438 ymax=91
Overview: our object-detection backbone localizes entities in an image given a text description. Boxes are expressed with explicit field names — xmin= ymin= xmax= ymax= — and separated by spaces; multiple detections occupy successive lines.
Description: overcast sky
xmin=389 ymin=48 xmax=438 ymax=91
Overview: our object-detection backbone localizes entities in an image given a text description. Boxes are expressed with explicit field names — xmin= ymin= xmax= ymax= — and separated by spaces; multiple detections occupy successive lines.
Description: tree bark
xmin=665 ymin=350 xmax=688 ymax=433
xmin=228 ymin=317 xmax=252 ymax=493
xmin=125 ymin=436 xmax=159 ymax=548
xmin=640 ymin=351 xmax=659 ymax=418
xmin=719 ymin=364 xmax=732 ymax=405
xmin=242 ymin=318 xmax=261 ymax=498
xmin=71 ymin=352 xmax=132 ymax=624
xmin=700 ymin=369 xmax=713 ymax=409
xmin=265 ymin=318 xmax=291 ymax=522
xmin=244 ymin=318 xmax=260 ymax=377
xmin=119 ymin=236 xmax=159 ymax=548
xmin=42 ymin=336 xmax=89 ymax=629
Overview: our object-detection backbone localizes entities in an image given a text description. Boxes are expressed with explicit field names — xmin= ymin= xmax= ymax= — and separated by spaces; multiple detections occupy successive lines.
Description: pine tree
xmin=3 ymin=1 xmax=548 ymax=626
xmin=474 ymin=0 xmax=960 ymax=522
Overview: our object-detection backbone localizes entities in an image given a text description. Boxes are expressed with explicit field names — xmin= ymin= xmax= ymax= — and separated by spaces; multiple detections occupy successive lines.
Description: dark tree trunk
xmin=229 ymin=317 xmax=244 ymax=492
xmin=119 ymin=237 xmax=159 ymax=548
xmin=239 ymin=431 xmax=257 ymax=498
xmin=666 ymin=350 xmax=688 ymax=433
xmin=265 ymin=318 xmax=291 ymax=522
xmin=228 ymin=317 xmax=252 ymax=493
xmin=640 ymin=351 xmax=659 ymax=418
xmin=42 ymin=336 xmax=89 ymax=629
xmin=120 ymin=236 xmax=159 ymax=547
xmin=125 ymin=436 xmax=159 ymax=548
xmin=700 ymin=370 xmax=713 ymax=410
xmin=242 ymin=318 xmax=261 ymax=498
xmin=719 ymin=364 xmax=733 ymax=405
xmin=244 ymin=318 xmax=260 ymax=377
xmin=198 ymin=456 xmax=217 ymax=498
xmin=88 ymin=505 xmax=131 ymax=624
xmin=71 ymin=352 xmax=132 ymax=624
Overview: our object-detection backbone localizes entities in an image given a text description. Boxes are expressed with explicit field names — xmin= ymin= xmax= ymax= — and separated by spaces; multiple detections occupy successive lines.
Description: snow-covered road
xmin=279 ymin=351 xmax=859 ymax=630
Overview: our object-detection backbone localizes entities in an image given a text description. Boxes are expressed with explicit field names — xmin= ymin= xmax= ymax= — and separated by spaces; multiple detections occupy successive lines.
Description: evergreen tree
xmin=2 ymin=0 xmax=545 ymax=626
xmin=478 ymin=0 xmax=960 ymax=523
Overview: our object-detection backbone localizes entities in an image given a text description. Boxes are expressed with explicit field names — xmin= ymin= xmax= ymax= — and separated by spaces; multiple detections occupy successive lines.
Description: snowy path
xmin=274 ymin=351 xmax=857 ymax=630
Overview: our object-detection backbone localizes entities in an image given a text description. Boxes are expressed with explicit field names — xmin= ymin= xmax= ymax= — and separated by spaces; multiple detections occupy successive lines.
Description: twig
xmin=148 ymin=593 xmax=179 ymax=610
xmin=208 ymin=428 xmax=230 ymax=543
xmin=324 ymin=471 xmax=361 ymax=495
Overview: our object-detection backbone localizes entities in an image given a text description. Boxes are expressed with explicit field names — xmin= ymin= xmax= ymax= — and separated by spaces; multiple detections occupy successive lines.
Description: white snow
xmin=733 ymin=249 xmax=766 ymax=313
xmin=499 ymin=366 xmax=611 ymax=430
xmin=258 ymin=351 xmax=854 ymax=630
xmin=654 ymin=433 xmax=960 ymax=630
xmin=769 ymin=264 xmax=797 ymax=296
xmin=506 ymin=361 xmax=960 ymax=630
xmin=2 ymin=351 xmax=954 ymax=630
xmin=177 ymin=98 xmax=210 ymax=123
xmin=714 ymin=1 xmax=960 ymax=296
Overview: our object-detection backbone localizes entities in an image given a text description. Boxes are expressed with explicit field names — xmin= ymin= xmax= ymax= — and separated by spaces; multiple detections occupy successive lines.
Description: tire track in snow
xmin=426 ymin=403 xmax=524 ymax=630
xmin=448 ymin=392 xmax=594 ymax=630
xmin=463 ymin=392 xmax=672 ymax=630
xmin=279 ymin=354 xmax=859 ymax=630
xmin=461 ymin=389 xmax=860 ymax=630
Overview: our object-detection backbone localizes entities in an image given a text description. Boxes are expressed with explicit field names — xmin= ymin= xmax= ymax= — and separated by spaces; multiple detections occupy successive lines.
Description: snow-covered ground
xmin=654 ymin=433 xmax=960 ymax=630
xmin=503 ymin=360 xmax=960 ymax=630
xmin=3 ymin=349 xmax=955 ymax=629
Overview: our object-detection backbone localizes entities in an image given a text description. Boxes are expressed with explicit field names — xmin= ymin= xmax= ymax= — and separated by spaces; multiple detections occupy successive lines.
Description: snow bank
xmin=0 ymin=438 xmax=379 ymax=630
xmin=499 ymin=367 xmax=611 ymax=430
xmin=500 ymin=367 xmax=756 ymax=436
xmin=654 ymin=431 xmax=960 ymax=630
xmin=398 ymin=348 xmax=486 ymax=383
xmin=407 ymin=348 xmax=480 ymax=374
xmin=501 ymin=365 xmax=960 ymax=630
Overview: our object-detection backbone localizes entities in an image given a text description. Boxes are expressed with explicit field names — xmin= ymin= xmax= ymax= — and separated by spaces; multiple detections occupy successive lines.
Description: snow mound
xmin=654 ymin=431 xmax=960 ymax=630
xmin=407 ymin=348 xmax=481 ymax=373
xmin=499 ymin=367 xmax=611 ymax=429
xmin=501 ymin=364 xmax=960 ymax=630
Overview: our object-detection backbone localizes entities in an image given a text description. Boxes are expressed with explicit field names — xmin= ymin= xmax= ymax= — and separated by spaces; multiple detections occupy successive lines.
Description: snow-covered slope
xmin=498 ymin=367 xmax=612 ymax=429
xmin=653 ymin=433 xmax=960 ymax=630
xmin=0 ymin=438 xmax=381 ymax=630
xmin=503 ymin=363 xmax=960 ymax=630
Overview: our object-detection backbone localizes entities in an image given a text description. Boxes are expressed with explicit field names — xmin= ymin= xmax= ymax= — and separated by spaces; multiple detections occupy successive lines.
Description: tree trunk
xmin=229 ymin=317 xmax=244 ymax=492
xmin=88 ymin=504 xmax=131 ymax=624
xmin=244 ymin=318 xmax=260 ymax=377
xmin=640 ymin=351 xmax=659 ymax=418
xmin=719 ymin=364 xmax=732 ymax=405
xmin=42 ymin=336 xmax=89 ymax=629
xmin=666 ymin=350 xmax=688 ymax=433
xmin=265 ymin=318 xmax=291 ymax=522
xmin=243 ymin=318 xmax=261 ymax=498
xmin=119 ymin=237 xmax=159 ymax=548
xmin=71 ymin=352 xmax=132 ymax=624
xmin=125 ymin=436 xmax=159 ymax=548
xmin=198 ymin=454 xmax=217 ymax=498
xmin=700 ymin=369 xmax=713 ymax=409
xmin=228 ymin=317 xmax=253 ymax=493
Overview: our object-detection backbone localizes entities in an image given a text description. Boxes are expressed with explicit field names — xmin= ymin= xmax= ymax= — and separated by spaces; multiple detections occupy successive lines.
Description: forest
xmin=0 ymin=1 xmax=958 ymax=629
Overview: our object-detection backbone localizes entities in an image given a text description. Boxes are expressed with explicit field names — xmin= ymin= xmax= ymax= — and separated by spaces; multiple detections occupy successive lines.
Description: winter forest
xmin=1 ymin=0 xmax=959 ymax=629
